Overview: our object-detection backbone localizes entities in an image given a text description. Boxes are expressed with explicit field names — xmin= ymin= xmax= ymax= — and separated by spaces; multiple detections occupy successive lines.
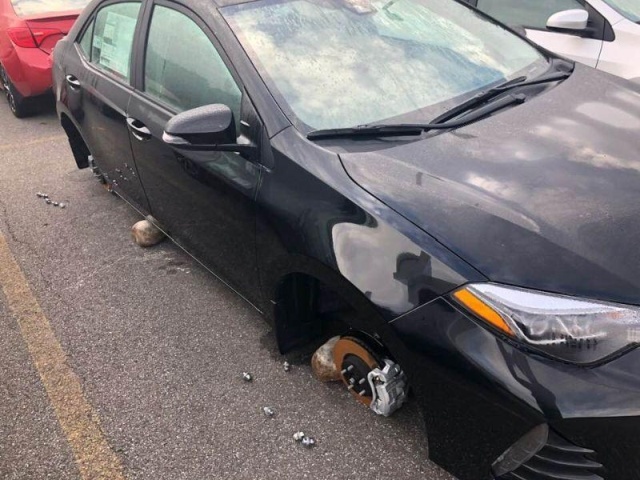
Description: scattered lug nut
xmin=283 ymin=361 xmax=291 ymax=372
xmin=294 ymin=431 xmax=316 ymax=448
xmin=262 ymin=407 xmax=275 ymax=417
xmin=301 ymin=436 xmax=316 ymax=448
xmin=242 ymin=372 xmax=253 ymax=382
xmin=38 ymin=192 xmax=67 ymax=208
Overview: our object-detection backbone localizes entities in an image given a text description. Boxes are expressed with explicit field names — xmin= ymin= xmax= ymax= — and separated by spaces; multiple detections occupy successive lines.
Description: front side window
xmin=223 ymin=0 xmax=547 ymax=131
xmin=10 ymin=0 xmax=91 ymax=17
xmin=90 ymin=2 xmax=140 ymax=82
xmin=475 ymin=0 xmax=585 ymax=30
xmin=603 ymin=0 xmax=640 ymax=22
xmin=144 ymin=5 xmax=242 ymax=118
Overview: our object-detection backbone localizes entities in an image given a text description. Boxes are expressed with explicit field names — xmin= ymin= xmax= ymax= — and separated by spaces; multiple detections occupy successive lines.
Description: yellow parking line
xmin=0 ymin=135 xmax=67 ymax=151
xmin=0 ymin=232 xmax=125 ymax=480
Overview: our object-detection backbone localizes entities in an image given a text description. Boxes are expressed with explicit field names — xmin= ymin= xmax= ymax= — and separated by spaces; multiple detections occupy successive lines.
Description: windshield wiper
xmin=307 ymin=93 xmax=526 ymax=140
xmin=431 ymin=68 xmax=572 ymax=125
xmin=307 ymin=68 xmax=571 ymax=141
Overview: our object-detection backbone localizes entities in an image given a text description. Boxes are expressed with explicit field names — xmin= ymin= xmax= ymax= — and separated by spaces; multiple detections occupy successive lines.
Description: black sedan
xmin=52 ymin=0 xmax=640 ymax=478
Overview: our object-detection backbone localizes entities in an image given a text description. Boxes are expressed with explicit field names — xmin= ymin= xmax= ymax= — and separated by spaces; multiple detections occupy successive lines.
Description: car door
xmin=590 ymin=0 xmax=640 ymax=79
xmin=63 ymin=1 xmax=150 ymax=212
xmin=468 ymin=0 xmax=606 ymax=68
xmin=126 ymin=1 xmax=263 ymax=302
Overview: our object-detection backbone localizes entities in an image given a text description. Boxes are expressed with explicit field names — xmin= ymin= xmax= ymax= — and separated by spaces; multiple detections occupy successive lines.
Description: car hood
xmin=340 ymin=66 xmax=640 ymax=306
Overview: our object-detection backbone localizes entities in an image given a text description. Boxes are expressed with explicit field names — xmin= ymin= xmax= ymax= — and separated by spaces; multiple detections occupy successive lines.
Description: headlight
xmin=452 ymin=283 xmax=640 ymax=364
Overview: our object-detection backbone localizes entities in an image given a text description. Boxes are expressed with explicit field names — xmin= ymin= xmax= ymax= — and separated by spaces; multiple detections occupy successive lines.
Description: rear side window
xmin=475 ymin=0 xmax=584 ymax=30
xmin=90 ymin=2 xmax=140 ymax=82
xmin=10 ymin=0 xmax=91 ymax=17
xmin=143 ymin=5 xmax=242 ymax=117
xmin=78 ymin=19 xmax=94 ymax=58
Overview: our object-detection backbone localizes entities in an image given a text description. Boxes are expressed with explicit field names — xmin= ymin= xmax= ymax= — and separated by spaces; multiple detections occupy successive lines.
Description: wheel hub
xmin=333 ymin=336 xmax=409 ymax=416
xmin=341 ymin=354 xmax=374 ymax=398
xmin=333 ymin=336 xmax=381 ymax=407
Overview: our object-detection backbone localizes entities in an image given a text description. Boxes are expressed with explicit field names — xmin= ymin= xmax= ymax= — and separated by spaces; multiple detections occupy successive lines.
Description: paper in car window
xmin=96 ymin=10 xmax=136 ymax=78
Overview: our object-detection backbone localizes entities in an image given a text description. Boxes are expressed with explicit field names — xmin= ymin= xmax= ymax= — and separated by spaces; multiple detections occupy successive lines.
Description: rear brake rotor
xmin=333 ymin=336 xmax=383 ymax=407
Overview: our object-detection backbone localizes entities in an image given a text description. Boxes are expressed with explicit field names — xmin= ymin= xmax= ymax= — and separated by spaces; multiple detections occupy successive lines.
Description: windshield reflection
xmin=224 ymin=0 xmax=547 ymax=130
xmin=604 ymin=0 xmax=640 ymax=22
xmin=10 ymin=0 xmax=90 ymax=16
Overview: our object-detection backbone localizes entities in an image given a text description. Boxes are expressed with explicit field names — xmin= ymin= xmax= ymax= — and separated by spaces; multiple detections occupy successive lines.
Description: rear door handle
xmin=126 ymin=117 xmax=152 ymax=142
xmin=65 ymin=75 xmax=81 ymax=89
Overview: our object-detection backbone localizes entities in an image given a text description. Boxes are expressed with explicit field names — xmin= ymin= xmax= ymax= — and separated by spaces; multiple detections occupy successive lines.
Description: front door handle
xmin=126 ymin=117 xmax=152 ymax=142
xmin=65 ymin=74 xmax=81 ymax=89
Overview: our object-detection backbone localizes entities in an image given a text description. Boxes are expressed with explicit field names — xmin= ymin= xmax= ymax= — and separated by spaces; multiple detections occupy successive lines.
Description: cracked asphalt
xmin=0 ymin=98 xmax=456 ymax=480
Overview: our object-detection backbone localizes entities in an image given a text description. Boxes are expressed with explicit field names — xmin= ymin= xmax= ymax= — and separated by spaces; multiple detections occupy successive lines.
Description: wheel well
xmin=60 ymin=114 xmax=90 ymax=169
xmin=273 ymin=272 xmax=383 ymax=355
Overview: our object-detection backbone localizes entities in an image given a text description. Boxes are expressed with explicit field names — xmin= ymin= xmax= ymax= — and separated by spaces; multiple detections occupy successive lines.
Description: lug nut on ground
xmin=294 ymin=431 xmax=315 ymax=448
xmin=262 ymin=407 xmax=275 ymax=417
xmin=301 ymin=436 xmax=316 ymax=448
xmin=242 ymin=372 xmax=252 ymax=382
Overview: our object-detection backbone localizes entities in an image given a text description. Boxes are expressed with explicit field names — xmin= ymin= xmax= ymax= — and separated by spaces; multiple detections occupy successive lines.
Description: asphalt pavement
xmin=0 ymin=98 xmax=456 ymax=480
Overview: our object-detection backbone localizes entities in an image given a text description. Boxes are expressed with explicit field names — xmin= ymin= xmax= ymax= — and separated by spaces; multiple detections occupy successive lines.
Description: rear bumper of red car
xmin=2 ymin=45 xmax=52 ymax=98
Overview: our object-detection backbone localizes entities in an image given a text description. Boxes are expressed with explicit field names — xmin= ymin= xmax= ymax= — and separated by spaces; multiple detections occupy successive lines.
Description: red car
xmin=0 ymin=0 xmax=89 ymax=117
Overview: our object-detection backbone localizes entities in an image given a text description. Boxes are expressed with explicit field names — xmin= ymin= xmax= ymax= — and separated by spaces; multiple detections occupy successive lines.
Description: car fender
xmin=257 ymin=127 xmax=485 ymax=349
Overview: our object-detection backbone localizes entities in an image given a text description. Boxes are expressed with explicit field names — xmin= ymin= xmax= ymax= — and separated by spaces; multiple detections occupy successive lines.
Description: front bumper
xmin=389 ymin=297 xmax=640 ymax=480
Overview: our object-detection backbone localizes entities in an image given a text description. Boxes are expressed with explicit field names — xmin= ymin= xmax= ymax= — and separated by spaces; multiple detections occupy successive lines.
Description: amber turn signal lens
xmin=453 ymin=288 xmax=515 ymax=336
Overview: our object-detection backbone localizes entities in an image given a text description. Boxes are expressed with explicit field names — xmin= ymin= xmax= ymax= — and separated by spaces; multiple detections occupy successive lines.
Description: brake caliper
xmin=367 ymin=359 xmax=408 ymax=417
xmin=333 ymin=336 xmax=408 ymax=416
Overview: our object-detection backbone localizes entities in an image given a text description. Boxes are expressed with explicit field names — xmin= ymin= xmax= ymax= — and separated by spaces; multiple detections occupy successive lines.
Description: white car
xmin=465 ymin=0 xmax=640 ymax=81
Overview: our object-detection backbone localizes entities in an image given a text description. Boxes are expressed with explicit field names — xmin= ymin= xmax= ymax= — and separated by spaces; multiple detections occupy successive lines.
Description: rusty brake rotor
xmin=333 ymin=336 xmax=383 ymax=407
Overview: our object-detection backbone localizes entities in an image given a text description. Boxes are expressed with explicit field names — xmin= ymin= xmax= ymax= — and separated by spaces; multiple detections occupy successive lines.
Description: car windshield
xmin=603 ymin=0 xmax=640 ymax=22
xmin=10 ymin=0 xmax=90 ymax=16
xmin=222 ymin=0 xmax=548 ymax=131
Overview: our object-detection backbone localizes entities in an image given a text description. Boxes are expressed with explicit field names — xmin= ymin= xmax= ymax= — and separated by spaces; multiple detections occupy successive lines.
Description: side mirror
xmin=163 ymin=104 xmax=257 ymax=159
xmin=546 ymin=9 xmax=589 ymax=31
xmin=163 ymin=104 xmax=237 ymax=146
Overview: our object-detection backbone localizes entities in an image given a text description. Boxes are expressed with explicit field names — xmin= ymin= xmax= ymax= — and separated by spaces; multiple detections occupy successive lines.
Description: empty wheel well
xmin=273 ymin=272 xmax=384 ymax=355
xmin=60 ymin=114 xmax=90 ymax=169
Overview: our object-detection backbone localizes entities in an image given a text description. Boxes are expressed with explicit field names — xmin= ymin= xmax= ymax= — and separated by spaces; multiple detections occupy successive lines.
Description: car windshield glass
xmin=603 ymin=0 xmax=640 ymax=22
xmin=10 ymin=0 xmax=90 ymax=16
xmin=223 ymin=0 xmax=548 ymax=131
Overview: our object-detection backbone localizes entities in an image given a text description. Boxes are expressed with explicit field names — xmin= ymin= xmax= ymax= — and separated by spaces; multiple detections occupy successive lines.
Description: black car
xmin=52 ymin=0 xmax=640 ymax=478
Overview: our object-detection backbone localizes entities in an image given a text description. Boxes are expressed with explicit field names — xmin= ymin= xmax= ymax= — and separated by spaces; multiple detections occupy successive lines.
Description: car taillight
xmin=7 ymin=28 xmax=36 ymax=48
xmin=7 ymin=27 xmax=62 ymax=49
